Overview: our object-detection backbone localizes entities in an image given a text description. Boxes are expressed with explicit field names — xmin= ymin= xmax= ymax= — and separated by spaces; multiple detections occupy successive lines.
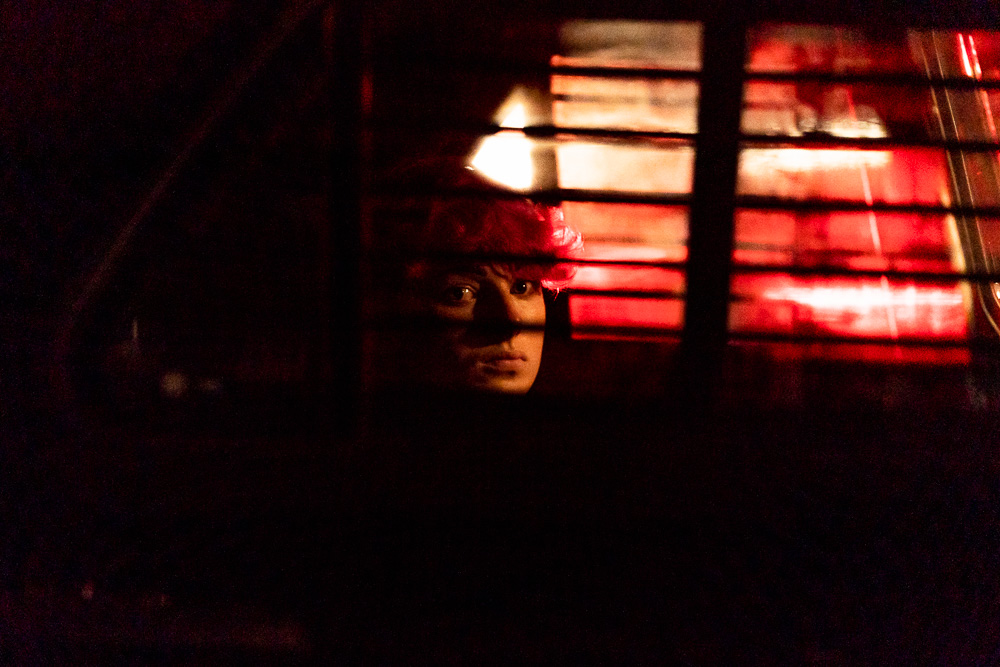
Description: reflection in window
xmin=730 ymin=25 xmax=1000 ymax=359
xmin=400 ymin=20 xmax=1000 ymax=361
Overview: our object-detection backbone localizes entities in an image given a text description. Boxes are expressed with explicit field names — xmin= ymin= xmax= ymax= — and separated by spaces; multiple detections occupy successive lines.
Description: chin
xmin=481 ymin=381 xmax=534 ymax=395
xmin=466 ymin=371 xmax=538 ymax=395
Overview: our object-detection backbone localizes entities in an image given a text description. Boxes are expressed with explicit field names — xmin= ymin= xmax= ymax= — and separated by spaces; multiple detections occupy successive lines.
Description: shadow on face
xmin=410 ymin=264 xmax=546 ymax=394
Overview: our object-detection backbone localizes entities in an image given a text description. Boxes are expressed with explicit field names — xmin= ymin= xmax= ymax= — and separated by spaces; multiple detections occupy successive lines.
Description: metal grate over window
xmin=731 ymin=25 xmax=1000 ymax=366
xmin=347 ymin=9 xmax=1000 ymax=401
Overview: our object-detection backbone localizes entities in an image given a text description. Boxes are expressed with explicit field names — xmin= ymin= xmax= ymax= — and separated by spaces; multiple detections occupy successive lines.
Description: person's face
xmin=418 ymin=264 xmax=546 ymax=394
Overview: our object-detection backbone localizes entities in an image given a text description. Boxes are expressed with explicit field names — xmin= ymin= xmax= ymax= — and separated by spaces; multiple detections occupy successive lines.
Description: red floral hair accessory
xmin=407 ymin=164 xmax=582 ymax=292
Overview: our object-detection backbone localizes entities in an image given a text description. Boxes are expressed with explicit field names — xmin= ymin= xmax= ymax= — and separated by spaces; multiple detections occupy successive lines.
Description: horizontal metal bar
xmin=366 ymin=253 xmax=1000 ymax=283
xmin=371 ymin=53 xmax=701 ymax=79
xmin=370 ymin=115 xmax=1000 ymax=151
xmin=363 ymin=315 xmax=682 ymax=339
xmin=727 ymin=330 xmax=998 ymax=350
xmin=368 ymin=0 xmax=1000 ymax=29
xmin=368 ymin=253 xmax=1000 ymax=280
xmin=371 ymin=53 xmax=1000 ymax=90
xmin=363 ymin=315 xmax=547 ymax=333
xmin=365 ymin=252 xmax=687 ymax=269
xmin=373 ymin=184 xmax=1000 ymax=216
xmin=552 ymin=64 xmax=700 ymax=79
xmin=563 ymin=287 xmax=685 ymax=299
xmin=745 ymin=69 xmax=1000 ymax=89
xmin=736 ymin=196 xmax=1000 ymax=218
xmin=369 ymin=249 xmax=1000 ymax=282
xmin=740 ymin=133 xmax=1000 ymax=152
xmin=368 ymin=117 xmax=696 ymax=142
xmin=357 ymin=315 xmax=1000 ymax=351
xmin=372 ymin=184 xmax=693 ymax=206
xmin=731 ymin=262 xmax=1000 ymax=283
xmin=552 ymin=93 xmax=696 ymax=106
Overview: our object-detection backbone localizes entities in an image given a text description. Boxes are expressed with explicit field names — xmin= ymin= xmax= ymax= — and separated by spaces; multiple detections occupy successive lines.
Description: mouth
xmin=476 ymin=351 xmax=529 ymax=373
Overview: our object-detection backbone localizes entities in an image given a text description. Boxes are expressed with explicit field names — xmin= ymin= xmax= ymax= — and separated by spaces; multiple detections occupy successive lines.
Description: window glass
xmin=731 ymin=24 xmax=1000 ymax=359
xmin=552 ymin=21 xmax=699 ymax=339
xmin=369 ymin=19 xmax=700 ymax=359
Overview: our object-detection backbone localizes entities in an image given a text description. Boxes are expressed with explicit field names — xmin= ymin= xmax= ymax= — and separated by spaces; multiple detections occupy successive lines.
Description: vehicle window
xmin=366 ymin=16 xmax=1000 ymax=404
xmin=70 ymin=12 xmax=1000 ymax=420
xmin=732 ymin=25 xmax=1000 ymax=367
xmin=366 ymin=18 xmax=701 ymax=398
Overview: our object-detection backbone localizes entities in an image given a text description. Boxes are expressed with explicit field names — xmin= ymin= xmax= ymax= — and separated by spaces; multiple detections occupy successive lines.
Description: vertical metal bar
xmin=681 ymin=14 xmax=748 ymax=397
xmin=327 ymin=0 xmax=366 ymax=437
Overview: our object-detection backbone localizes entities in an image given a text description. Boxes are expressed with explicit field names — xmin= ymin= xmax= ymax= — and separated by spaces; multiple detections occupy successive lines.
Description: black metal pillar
xmin=680 ymin=14 xmax=748 ymax=400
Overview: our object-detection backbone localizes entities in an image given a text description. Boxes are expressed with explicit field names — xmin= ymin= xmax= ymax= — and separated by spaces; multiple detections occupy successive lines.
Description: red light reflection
xmin=567 ymin=240 xmax=685 ymax=338
xmin=765 ymin=284 xmax=963 ymax=311
xmin=960 ymin=33 xmax=976 ymax=77
xmin=732 ymin=275 xmax=968 ymax=341
xmin=570 ymin=296 xmax=684 ymax=338
xmin=544 ymin=25 xmax=988 ymax=354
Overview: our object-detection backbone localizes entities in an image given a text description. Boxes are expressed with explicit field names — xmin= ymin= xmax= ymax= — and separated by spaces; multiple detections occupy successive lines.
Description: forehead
xmin=428 ymin=263 xmax=528 ymax=282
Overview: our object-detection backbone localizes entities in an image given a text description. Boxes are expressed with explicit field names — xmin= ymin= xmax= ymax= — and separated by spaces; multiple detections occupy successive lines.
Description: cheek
xmin=429 ymin=302 xmax=474 ymax=323
xmin=519 ymin=299 xmax=546 ymax=364
xmin=522 ymin=324 xmax=545 ymax=354
xmin=521 ymin=294 xmax=547 ymax=330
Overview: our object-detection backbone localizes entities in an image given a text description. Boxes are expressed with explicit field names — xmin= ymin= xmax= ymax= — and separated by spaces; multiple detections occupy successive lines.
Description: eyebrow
xmin=429 ymin=263 xmax=526 ymax=284
xmin=435 ymin=264 xmax=492 ymax=280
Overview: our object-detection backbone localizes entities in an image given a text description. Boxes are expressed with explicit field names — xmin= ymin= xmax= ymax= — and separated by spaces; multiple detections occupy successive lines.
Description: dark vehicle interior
xmin=5 ymin=0 xmax=1000 ymax=662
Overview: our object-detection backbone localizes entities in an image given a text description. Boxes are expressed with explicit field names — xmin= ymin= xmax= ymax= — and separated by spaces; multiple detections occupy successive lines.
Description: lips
xmin=476 ymin=350 xmax=528 ymax=373
xmin=482 ymin=351 xmax=528 ymax=362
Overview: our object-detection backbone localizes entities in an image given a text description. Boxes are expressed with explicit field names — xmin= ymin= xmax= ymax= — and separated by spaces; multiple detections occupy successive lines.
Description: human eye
xmin=510 ymin=279 xmax=539 ymax=296
xmin=439 ymin=283 xmax=477 ymax=305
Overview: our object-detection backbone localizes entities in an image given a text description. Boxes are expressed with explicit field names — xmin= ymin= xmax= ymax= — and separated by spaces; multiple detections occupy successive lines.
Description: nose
xmin=471 ymin=288 xmax=531 ymax=341
xmin=476 ymin=289 xmax=522 ymax=325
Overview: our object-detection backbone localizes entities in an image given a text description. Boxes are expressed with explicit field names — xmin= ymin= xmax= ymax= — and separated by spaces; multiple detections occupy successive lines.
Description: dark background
xmin=4 ymin=1 xmax=1000 ymax=663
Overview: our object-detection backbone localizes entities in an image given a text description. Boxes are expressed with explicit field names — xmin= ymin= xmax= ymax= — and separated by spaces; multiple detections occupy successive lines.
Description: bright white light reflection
xmin=742 ymin=148 xmax=890 ymax=173
xmin=765 ymin=285 xmax=964 ymax=310
xmin=499 ymin=104 xmax=527 ymax=129
xmin=470 ymin=103 xmax=535 ymax=191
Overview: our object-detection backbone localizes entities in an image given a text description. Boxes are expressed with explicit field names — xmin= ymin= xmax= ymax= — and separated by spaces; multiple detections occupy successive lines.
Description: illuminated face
xmin=418 ymin=264 xmax=546 ymax=394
